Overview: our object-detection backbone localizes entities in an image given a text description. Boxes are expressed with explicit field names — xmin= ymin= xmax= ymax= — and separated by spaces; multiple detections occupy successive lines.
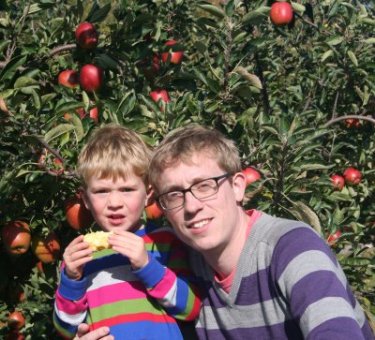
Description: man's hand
xmin=74 ymin=323 xmax=113 ymax=340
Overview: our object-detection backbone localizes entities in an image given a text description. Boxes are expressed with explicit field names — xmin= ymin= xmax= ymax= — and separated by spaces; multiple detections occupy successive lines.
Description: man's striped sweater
xmin=189 ymin=212 xmax=373 ymax=339
xmin=53 ymin=222 xmax=201 ymax=340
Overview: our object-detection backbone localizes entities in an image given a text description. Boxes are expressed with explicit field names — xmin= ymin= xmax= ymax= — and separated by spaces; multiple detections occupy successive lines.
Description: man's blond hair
xmin=78 ymin=124 xmax=151 ymax=187
xmin=149 ymin=124 xmax=241 ymax=193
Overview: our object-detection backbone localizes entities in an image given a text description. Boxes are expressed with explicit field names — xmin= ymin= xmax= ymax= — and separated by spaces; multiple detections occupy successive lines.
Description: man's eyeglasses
xmin=157 ymin=173 xmax=232 ymax=210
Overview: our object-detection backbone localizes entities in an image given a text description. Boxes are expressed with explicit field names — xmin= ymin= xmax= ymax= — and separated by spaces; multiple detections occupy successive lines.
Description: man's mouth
xmin=188 ymin=219 xmax=211 ymax=229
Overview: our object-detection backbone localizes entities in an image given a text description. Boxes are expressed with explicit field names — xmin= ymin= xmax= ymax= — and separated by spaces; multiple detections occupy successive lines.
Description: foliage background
xmin=0 ymin=0 xmax=374 ymax=338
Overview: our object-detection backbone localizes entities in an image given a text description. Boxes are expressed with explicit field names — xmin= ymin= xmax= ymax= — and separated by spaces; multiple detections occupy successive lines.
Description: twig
xmin=331 ymin=91 xmax=339 ymax=119
xmin=49 ymin=44 xmax=77 ymax=57
xmin=324 ymin=115 xmax=375 ymax=127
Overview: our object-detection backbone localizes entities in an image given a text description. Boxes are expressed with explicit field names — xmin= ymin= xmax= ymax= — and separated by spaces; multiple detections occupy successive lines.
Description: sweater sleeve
xmin=271 ymin=226 xmax=372 ymax=339
xmin=133 ymin=232 xmax=201 ymax=321
xmin=53 ymin=267 xmax=89 ymax=339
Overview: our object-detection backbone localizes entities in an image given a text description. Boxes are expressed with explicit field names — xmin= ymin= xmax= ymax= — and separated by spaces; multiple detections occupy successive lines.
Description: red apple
xmin=37 ymin=150 xmax=64 ymax=175
xmin=161 ymin=40 xmax=184 ymax=64
xmin=65 ymin=196 xmax=93 ymax=230
xmin=326 ymin=230 xmax=342 ymax=246
xmin=31 ymin=232 xmax=61 ymax=264
xmin=242 ymin=167 xmax=261 ymax=186
xmin=150 ymin=89 xmax=170 ymax=103
xmin=79 ymin=64 xmax=103 ymax=92
xmin=145 ymin=202 xmax=163 ymax=220
xmin=58 ymin=70 xmax=79 ymax=88
xmin=343 ymin=167 xmax=362 ymax=185
xmin=1 ymin=221 xmax=31 ymax=256
xmin=330 ymin=174 xmax=345 ymax=191
xmin=7 ymin=311 xmax=25 ymax=330
xmin=344 ymin=118 xmax=361 ymax=128
xmin=76 ymin=106 xmax=99 ymax=123
xmin=270 ymin=2 xmax=294 ymax=26
xmin=75 ymin=22 xmax=98 ymax=49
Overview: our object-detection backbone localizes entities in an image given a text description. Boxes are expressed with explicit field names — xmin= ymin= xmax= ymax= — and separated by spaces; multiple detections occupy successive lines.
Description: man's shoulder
xmin=251 ymin=212 xmax=321 ymax=252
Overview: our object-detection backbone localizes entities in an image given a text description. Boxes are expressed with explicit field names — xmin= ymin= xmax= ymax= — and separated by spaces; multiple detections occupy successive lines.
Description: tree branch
xmin=324 ymin=115 xmax=375 ymax=127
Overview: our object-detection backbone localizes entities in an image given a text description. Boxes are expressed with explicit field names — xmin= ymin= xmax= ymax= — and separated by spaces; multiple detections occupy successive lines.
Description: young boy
xmin=53 ymin=124 xmax=200 ymax=339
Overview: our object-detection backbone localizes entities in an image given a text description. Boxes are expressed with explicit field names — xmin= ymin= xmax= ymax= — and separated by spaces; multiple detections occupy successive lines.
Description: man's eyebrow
xmin=159 ymin=176 xmax=209 ymax=194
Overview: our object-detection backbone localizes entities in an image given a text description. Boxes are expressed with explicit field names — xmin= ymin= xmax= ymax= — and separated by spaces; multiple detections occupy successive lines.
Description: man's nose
xmin=183 ymin=191 xmax=203 ymax=213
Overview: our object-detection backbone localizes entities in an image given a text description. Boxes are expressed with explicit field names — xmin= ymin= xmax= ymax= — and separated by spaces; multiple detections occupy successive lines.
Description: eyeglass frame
xmin=156 ymin=173 xmax=232 ymax=211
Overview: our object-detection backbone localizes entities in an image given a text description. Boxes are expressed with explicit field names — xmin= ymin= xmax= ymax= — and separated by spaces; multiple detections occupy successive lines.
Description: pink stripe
xmin=55 ymin=290 xmax=87 ymax=314
xmin=149 ymin=269 xmax=175 ymax=298
xmin=87 ymin=281 xmax=147 ymax=308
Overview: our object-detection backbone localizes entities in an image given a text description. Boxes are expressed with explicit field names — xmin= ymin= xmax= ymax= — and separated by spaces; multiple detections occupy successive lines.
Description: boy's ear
xmin=80 ymin=189 xmax=91 ymax=210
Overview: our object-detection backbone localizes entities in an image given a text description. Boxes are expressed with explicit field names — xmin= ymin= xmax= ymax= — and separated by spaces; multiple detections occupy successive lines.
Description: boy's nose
xmin=107 ymin=191 xmax=123 ymax=207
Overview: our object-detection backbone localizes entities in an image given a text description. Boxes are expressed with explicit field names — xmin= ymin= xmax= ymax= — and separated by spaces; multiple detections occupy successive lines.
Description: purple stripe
xmin=196 ymin=320 xmax=303 ymax=339
xmin=272 ymin=227 xmax=338 ymax=280
xmin=235 ymin=267 xmax=277 ymax=305
xmin=289 ymin=271 xmax=351 ymax=318
xmin=201 ymin=283 xmax=227 ymax=308
xmin=306 ymin=317 xmax=368 ymax=340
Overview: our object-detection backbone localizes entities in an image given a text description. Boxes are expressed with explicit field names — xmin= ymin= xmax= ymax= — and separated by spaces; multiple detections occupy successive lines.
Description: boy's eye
xmin=93 ymin=189 xmax=108 ymax=194
xmin=120 ymin=187 xmax=135 ymax=192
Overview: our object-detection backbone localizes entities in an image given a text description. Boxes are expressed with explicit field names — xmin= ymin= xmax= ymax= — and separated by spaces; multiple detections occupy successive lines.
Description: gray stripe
xmin=278 ymin=250 xmax=347 ymax=296
xmin=300 ymin=297 xmax=356 ymax=337
xmin=354 ymin=300 xmax=366 ymax=327
xmin=196 ymin=299 xmax=288 ymax=330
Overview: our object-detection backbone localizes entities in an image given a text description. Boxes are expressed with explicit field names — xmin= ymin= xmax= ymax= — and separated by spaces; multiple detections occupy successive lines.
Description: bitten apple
xmin=270 ymin=2 xmax=294 ymax=26
xmin=75 ymin=22 xmax=98 ymax=49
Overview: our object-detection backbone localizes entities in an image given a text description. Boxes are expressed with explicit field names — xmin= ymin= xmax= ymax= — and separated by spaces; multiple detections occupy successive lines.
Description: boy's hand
xmin=108 ymin=230 xmax=149 ymax=270
xmin=63 ymin=235 xmax=93 ymax=280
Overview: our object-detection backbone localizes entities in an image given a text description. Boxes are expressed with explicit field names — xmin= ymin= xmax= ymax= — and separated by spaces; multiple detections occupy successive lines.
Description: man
xmin=76 ymin=124 xmax=373 ymax=339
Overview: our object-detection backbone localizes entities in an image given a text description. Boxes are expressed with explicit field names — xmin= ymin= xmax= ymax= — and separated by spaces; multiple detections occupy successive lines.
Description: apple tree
xmin=0 ymin=0 xmax=374 ymax=337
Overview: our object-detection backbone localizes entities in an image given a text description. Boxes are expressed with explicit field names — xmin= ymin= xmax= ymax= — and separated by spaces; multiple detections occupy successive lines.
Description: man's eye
xmin=195 ymin=181 xmax=214 ymax=192
xmin=166 ymin=191 xmax=183 ymax=200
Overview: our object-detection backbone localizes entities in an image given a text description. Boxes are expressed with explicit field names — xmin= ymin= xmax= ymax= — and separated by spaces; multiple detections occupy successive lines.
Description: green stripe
xmin=93 ymin=248 xmax=116 ymax=259
xmin=89 ymin=298 xmax=164 ymax=322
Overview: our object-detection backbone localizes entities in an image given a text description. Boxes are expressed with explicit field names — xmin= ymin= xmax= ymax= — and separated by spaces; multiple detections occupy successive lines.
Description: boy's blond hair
xmin=149 ymin=124 xmax=241 ymax=192
xmin=78 ymin=124 xmax=152 ymax=187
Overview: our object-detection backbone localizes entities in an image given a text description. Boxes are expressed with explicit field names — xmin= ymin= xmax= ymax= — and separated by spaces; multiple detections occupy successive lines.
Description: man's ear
xmin=231 ymin=172 xmax=247 ymax=203
xmin=145 ymin=185 xmax=155 ymax=207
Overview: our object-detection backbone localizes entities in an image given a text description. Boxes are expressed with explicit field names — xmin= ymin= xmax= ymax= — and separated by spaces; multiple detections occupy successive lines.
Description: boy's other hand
xmin=108 ymin=230 xmax=149 ymax=270
xmin=63 ymin=235 xmax=93 ymax=280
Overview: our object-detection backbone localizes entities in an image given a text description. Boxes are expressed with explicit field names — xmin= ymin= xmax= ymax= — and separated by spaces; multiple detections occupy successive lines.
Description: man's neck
xmin=202 ymin=209 xmax=250 ymax=278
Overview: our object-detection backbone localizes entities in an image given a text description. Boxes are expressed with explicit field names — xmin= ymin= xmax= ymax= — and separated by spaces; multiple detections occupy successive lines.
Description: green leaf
xmin=0 ymin=55 xmax=27 ymax=82
xmin=87 ymin=3 xmax=111 ymax=23
xmin=45 ymin=124 xmax=75 ymax=143
xmin=321 ymin=50 xmax=334 ymax=62
xmin=234 ymin=66 xmax=262 ymax=89
xmin=364 ymin=38 xmax=375 ymax=44
xmin=116 ymin=91 xmax=136 ymax=116
xmin=291 ymin=2 xmax=306 ymax=14
xmin=242 ymin=6 xmax=270 ymax=26
xmin=14 ymin=76 xmax=39 ymax=88
xmin=289 ymin=201 xmax=322 ymax=234
xmin=297 ymin=163 xmax=335 ymax=171
xmin=327 ymin=36 xmax=344 ymax=46
xmin=347 ymin=50 xmax=358 ymax=67
xmin=197 ymin=4 xmax=225 ymax=19
xmin=54 ymin=101 xmax=83 ymax=115
xmin=68 ymin=114 xmax=85 ymax=142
